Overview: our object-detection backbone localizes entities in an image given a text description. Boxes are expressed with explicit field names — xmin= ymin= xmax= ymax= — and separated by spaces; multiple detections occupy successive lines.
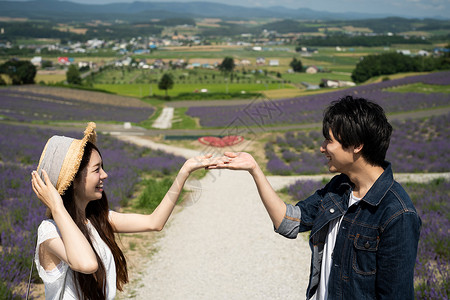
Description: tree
xmin=0 ymin=59 xmax=36 ymax=85
xmin=158 ymin=73 xmax=174 ymax=97
xmin=219 ymin=57 xmax=235 ymax=74
xmin=290 ymin=58 xmax=303 ymax=72
xmin=66 ymin=64 xmax=82 ymax=85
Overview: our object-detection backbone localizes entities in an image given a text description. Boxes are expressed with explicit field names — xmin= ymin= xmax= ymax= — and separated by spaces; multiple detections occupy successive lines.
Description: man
xmin=218 ymin=96 xmax=421 ymax=299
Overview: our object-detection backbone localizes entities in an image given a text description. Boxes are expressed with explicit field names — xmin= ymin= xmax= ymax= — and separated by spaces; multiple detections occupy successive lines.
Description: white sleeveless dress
xmin=35 ymin=218 xmax=117 ymax=299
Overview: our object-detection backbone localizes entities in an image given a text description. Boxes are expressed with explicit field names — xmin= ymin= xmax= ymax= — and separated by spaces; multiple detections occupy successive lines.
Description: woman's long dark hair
xmin=49 ymin=142 xmax=128 ymax=299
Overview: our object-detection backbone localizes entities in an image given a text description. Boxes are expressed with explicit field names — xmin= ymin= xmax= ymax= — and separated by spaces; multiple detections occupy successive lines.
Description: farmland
xmin=0 ymin=9 xmax=449 ymax=298
xmin=2 ymin=67 xmax=450 ymax=298
xmin=186 ymin=71 xmax=450 ymax=128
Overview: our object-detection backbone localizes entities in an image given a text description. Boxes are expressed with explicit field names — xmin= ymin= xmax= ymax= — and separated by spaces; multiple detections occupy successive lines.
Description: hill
xmin=0 ymin=0 xmax=447 ymax=22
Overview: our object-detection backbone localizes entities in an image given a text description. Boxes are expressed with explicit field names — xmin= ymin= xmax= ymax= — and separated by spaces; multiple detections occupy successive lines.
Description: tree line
xmin=298 ymin=34 xmax=430 ymax=47
xmin=351 ymin=50 xmax=450 ymax=83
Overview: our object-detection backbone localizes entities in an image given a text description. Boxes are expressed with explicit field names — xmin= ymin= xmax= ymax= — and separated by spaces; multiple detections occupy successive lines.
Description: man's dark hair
xmin=322 ymin=95 xmax=393 ymax=166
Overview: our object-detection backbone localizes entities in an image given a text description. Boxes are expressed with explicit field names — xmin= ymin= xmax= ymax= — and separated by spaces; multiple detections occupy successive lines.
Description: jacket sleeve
xmin=274 ymin=203 xmax=302 ymax=239
xmin=275 ymin=175 xmax=344 ymax=239
xmin=275 ymin=189 xmax=325 ymax=239
xmin=375 ymin=211 xmax=421 ymax=299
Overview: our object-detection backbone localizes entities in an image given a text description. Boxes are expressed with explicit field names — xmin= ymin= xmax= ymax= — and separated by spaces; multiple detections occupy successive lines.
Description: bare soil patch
xmin=7 ymin=85 xmax=152 ymax=108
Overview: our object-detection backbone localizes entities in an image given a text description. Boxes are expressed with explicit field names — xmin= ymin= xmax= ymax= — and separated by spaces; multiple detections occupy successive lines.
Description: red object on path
xmin=198 ymin=136 xmax=244 ymax=147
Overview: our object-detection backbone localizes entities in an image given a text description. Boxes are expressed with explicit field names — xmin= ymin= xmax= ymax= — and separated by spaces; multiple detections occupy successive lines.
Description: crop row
xmin=285 ymin=178 xmax=449 ymax=299
xmin=186 ymin=71 xmax=450 ymax=128
xmin=0 ymin=123 xmax=185 ymax=299
xmin=0 ymin=88 xmax=154 ymax=123
xmin=265 ymin=113 xmax=450 ymax=175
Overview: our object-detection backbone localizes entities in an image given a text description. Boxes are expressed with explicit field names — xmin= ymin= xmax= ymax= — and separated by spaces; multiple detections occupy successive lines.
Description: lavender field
xmin=0 ymin=123 xmax=185 ymax=299
xmin=0 ymin=88 xmax=154 ymax=123
xmin=285 ymin=179 xmax=449 ymax=299
xmin=265 ymin=113 xmax=450 ymax=175
xmin=187 ymin=71 xmax=450 ymax=128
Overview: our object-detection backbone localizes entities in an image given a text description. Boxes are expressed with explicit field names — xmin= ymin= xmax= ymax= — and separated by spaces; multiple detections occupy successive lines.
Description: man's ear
xmin=354 ymin=144 xmax=363 ymax=154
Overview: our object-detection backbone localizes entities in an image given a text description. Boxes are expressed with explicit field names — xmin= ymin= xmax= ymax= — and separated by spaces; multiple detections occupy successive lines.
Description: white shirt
xmin=312 ymin=192 xmax=361 ymax=300
xmin=35 ymin=218 xmax=116 ymax=300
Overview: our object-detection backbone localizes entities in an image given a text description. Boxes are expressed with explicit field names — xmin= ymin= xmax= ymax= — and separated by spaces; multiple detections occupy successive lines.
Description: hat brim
xmin=56 ymin=122 xmax=97 ymax=194
xmin=37 ymin=122 xmax=97 ymax=195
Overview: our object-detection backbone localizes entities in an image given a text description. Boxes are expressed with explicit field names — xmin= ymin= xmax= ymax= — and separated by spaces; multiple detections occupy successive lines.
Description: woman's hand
xmin=32 ymin=171 xmax=99 ymax=274
xmin=180 ymin=153 xmax=229 ymax=175
xmin=215 ymin=152 xmax=259 ymax=174
xmin=31 ymin=170 xmax=64 ymax=213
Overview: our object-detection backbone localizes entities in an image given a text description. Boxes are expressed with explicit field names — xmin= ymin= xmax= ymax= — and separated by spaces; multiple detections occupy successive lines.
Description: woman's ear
xmin=354 ymin=144 xmax=363 ymax=154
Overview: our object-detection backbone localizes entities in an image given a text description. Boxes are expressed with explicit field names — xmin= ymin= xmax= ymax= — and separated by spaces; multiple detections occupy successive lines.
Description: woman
xmin=31 ymin=122 xmax=224 ymax=299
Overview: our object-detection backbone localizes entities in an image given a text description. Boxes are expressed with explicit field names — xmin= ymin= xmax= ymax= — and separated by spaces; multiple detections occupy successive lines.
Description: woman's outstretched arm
xmin=110 ymin=154 xmax=226 ymax=233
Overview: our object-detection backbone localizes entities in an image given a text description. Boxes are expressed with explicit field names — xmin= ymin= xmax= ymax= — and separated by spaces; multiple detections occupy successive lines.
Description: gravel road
xmin=116 ymin=136 xmax=311 ymax=300
xmin=134 ymin=169 xmax=311 ymax=299
xmin=115 ymin=136 xmax=450 ymax=300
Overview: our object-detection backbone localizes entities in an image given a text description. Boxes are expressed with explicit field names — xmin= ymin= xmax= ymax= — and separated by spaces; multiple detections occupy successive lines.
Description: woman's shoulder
xmin=37 ymin=219 xmax=61 ymax=243
xmin=38 ymin=219 xmax=57 ymax=230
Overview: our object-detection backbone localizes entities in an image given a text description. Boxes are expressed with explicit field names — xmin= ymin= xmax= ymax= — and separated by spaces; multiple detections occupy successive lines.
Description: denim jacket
xmin=276 ymin=162 xmax=421 ymax=300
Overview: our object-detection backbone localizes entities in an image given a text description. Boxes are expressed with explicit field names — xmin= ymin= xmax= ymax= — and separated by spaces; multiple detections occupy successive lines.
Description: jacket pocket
xmin=352 ymin=233 xmax=379 ymax=275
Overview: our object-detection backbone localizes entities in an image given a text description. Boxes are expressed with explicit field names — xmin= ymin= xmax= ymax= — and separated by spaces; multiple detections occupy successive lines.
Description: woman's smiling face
xmin=74 ymin=149 xmax=108 ymax=203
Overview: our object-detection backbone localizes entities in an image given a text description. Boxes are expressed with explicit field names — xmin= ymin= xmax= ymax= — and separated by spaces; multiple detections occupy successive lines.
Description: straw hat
xmin=37 ymin=122 xmax=97 ymax=195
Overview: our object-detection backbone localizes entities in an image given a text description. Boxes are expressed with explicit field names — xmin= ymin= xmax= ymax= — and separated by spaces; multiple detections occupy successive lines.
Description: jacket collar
xmin=360 ymin=161 xmax=394 ymax=206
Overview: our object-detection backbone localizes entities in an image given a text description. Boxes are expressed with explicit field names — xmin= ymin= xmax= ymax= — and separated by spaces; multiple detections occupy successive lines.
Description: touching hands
xmin=213 ymin=152 xmax=259 ymax=173
xmin=181 ymin=153 xmax=231 ymax=174
xmin=31 ymin=170 xmax=64 ymax=212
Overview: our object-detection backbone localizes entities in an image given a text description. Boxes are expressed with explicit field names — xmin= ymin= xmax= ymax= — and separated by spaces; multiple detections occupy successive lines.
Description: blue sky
xmin=14 ymin=0 xmax=450 ymax=18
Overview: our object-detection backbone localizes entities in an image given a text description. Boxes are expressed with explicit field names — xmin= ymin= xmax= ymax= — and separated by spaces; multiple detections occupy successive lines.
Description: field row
xmin=186 ymin=71 xmax=450 ymax=127
xmin=265 ymin=113 xmax=450 ymax=175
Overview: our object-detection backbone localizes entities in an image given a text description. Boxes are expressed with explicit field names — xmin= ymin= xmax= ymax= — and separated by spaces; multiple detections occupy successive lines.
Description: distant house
xmin=417 ymin=50 xmax=429 ymax=56
xmin=397 ymin=49 xmax=411 ymax=56
xmin=173 ymin=59 xmax=185 ymax=68
xmin=256 ymin=57 xmax=265 ymax=65
xmin=301 ymin=82 xmax=320 ymax=90
xmin=31 ymin=56 xmax=42 ymax=67
xmin=321 ymin=79 xmax=356 ymax=88
xmin=269 ymin=59 xmax=279 ymax=66
xmin=306 ymin=66 xmax=319 ymax=74
xmin=322 ymin=79 xmax=340 ymax=88
xmin=122 ymin=57 xmax=132 ymax=67
xmin=240 ymin=59 xmax=251 ymax=66
xmin=153 ymin=59 xmax=164 ymax=69
xmin=58 ymin=57 xmax=73 ymax=65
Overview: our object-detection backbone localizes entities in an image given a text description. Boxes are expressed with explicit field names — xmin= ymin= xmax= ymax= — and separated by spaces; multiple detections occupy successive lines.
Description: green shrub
xmin=136 ymin=178 xmax=176 ymax=211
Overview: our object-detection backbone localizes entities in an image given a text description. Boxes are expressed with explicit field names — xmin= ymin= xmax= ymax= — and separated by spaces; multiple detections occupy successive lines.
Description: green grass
xmin=282 ymin=72 xmax=352 ymax=84
xmin=135 ymin=178 xmax=175 ymax=213
xmin=94 ymin=82 xmax=290 ymax=98
xmin=135 ymin=47 xmax=298 ymax=60
xmin=171 ymin=107 xmax=199 ymax=129
xmin=386 ymin=83 xmax=450 ymax=94
xmin=138 ymin=107 xmax=164 ymax=129
xmin=137 ymin=107 xmax=199 ymax=130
